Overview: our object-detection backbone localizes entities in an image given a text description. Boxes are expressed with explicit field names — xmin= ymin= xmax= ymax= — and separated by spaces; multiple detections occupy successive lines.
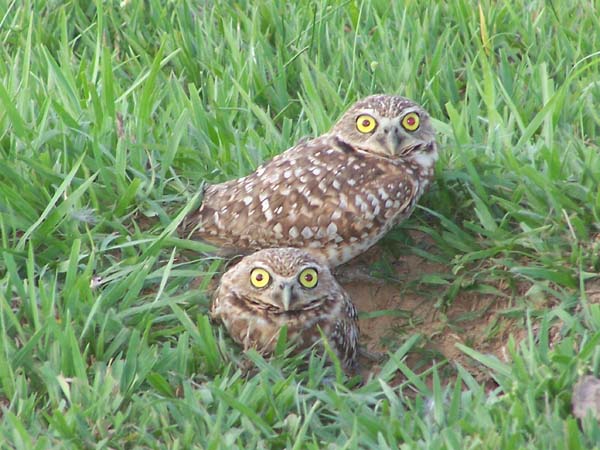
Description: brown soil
xmin=340 ymin=241 xmax=528 ymax=387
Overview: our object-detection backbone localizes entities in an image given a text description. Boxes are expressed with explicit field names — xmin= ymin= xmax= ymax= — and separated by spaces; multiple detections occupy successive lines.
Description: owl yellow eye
xmin=298 ymin=268 xmax=318 ymax=289
xmin=356 ymin=114 xmax=377 ymax=133
xmin=250 ymin=268 xmax=271 ymax=289
xmin=401 ymin=112 xmax=420 ymax=131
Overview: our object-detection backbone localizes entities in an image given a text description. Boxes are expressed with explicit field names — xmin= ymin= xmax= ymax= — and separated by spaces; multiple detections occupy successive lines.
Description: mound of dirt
xmin=340 ymin=242 xmax=526 ymax=386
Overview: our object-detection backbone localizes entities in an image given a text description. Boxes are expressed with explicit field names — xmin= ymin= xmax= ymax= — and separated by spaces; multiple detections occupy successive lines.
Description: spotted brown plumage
xmin=210 ymin=248 xmax=359 ymax=372
xmin=183 ymin=95 xmax=438 ymax=267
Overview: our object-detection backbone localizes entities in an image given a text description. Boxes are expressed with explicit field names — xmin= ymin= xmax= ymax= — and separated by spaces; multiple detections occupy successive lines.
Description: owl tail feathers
xmin=164 ymin=186 xmax=217 ymax=253
xmin=175 ymin=182 xmax=207 ymax=238
xmin=174 ymin=184 xmax=242 ymax=256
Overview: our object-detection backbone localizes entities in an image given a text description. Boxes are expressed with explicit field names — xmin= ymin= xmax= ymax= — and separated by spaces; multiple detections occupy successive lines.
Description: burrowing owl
xmin=210 ymin=247 xmax=359 ymax=371
xmin=184 ymin=95 xmax=437 ymax=266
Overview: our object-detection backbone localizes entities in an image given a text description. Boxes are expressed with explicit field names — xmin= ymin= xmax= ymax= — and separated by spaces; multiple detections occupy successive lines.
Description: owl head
xmin=219 ymin=248 xmax=337 ymax=312
xmin=330 ymin=94 xmax=437 ymax=165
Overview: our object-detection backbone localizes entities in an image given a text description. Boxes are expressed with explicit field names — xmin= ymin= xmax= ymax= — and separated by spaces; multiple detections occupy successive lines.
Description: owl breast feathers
xmin=210 ymin=248 xmax=360 ymax=371
xmin=183 ymin=94 xmax=438 ymax=267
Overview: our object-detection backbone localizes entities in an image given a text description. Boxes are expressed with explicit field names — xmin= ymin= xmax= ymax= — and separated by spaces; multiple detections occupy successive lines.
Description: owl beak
xmin=281 ymin=283 xmax=293 ymax=311
xmin=379 ymin=125 xmax=404 ymax=156
xmin=389 ymin=127 xmax=405 ymax=155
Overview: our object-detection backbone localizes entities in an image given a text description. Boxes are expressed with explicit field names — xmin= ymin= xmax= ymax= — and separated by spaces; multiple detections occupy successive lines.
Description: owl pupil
xmin=305 ymin=274 xmax=313 ymax=282
xmin=362 ymin=119 xmax=371 ymax=127
xmin=407 ymin=117 xmax=415 ymax=126
xmin=255 ymin=274 xmax=263 ymax=281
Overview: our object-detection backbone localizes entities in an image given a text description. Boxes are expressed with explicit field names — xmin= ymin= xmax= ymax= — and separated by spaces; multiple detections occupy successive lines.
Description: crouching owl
xmin=210 ymin=248 xmax=359 ymax=372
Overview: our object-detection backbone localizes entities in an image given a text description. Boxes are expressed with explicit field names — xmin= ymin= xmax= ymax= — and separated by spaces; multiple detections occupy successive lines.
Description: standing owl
xmin=183 ymin=95 xmax=437 ymax=267
xmin=210 ymin=247 xmax=359 ymax=372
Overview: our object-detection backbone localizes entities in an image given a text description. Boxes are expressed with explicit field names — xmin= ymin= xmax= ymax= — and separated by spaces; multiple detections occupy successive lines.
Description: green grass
xmin=1 ymin=0 xmax=600 ymax=447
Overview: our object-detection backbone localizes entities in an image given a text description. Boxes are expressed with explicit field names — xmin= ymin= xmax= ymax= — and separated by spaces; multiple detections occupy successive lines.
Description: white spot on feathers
xmin=263 ymin=205 xmax=273 ymax=221
xmin=339 ymin=193 xmax=348 ymax=209
xmin=302 ymin=227 xmax=314 ymax=239
xmin=367 ymin=193 xmax=379 ymax=207
xmin=327 ymin=223 xmax=338 ymax=237
xmin=355 ymin=195 xmax=368 ymax=212
xmin=261 ymin=198 xmax=270 ymax=212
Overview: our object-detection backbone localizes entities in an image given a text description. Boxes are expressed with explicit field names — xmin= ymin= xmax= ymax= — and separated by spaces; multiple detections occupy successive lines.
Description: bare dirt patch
xmin=341 ymin=244 xmax=527 ymax=386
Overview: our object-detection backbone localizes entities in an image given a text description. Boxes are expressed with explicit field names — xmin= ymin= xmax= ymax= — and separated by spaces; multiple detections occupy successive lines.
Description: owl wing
xmin=329 ymin=291 xmax=360 ymax=370
xmin=209 ymin=287 xmax=227 ymax=322
xmin=185 ymin=135 xmax=418 ymax=253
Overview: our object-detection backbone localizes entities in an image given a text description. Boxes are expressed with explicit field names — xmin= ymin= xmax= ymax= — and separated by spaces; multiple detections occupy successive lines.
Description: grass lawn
xmin=1 ymin=0 xmax=600 ymax=448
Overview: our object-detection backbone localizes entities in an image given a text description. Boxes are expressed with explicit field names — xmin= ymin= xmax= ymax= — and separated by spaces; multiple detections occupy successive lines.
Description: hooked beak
xmin=388 ymin=127 xmax=405 ymax=156
xmin=377 ymin=126 xmax=404 ymax=157
xmin=281 ymin=283 xmax=293 ymax=311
